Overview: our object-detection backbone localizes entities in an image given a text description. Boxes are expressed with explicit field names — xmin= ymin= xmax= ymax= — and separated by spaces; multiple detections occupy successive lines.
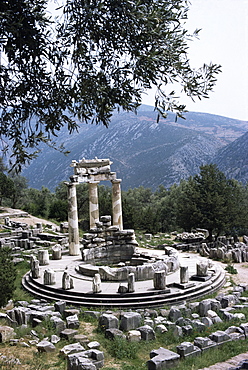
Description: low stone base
xmin=147 ymin=347 xmax=180 ymax=369
xmin=190 ymin=274 xmax=212 ymax=282
xmin=173 ymin=282 xmax=196 ymax=290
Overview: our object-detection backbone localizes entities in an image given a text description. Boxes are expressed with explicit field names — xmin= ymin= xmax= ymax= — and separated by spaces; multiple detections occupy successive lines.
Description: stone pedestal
xmin=153 ymin=270 xmax=166 ymax=290
xmin=62 ymin=271 xmax=74 ymax=290
xmin=89 ymin=181 xmax=100 ymax=229
xmin=196 ymin=262 xmax=208 ymax=277
xmin=180 ymin=266 xmax=189 ymax=284
xmin=52 ymin=244 xmax=62 ymax=260
xmin=128 ymin=273 xmax=135 ymax=293
xmin=92 ymin=273 xmax=102 ymax=293
xmin=38 ymin=250 xmax=49 ymax=266
xmin=44 ymin=269 xmax=56 ymax=285
xmin=111 ymin=179 xmax=123 ymax=231
xmin=30 ymin=256 xmax=40 ymax=279
xmin=67 ymin=182 xmax=80 ymax=256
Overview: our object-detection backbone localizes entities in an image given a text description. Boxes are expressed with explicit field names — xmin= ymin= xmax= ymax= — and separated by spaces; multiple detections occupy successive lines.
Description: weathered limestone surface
xmin=153 ymin=270 xmax=166 ymax=290
xmin=180 ymin=266 xmax=189 ymax=284
xmin=37 ymin=340 xmax=56 ymax=352
xmin=0 ymin=326 xmax=15 ymax=342
xmin=43 ymin=268 xmax=56 ymax=285
xmin=105 ymin=328 xmax=126 ymax=340
xmin=52 ymin=244 xmax=62 ymax=260
xmin=62 ymin=270 xmax=74 ymax=290
xmin=30 ymin=255 xmax=40 ymax=279
xmin=92 ymin=273 xmax=102 ymax=293
xmin=112 ymin=179 xmax=123 ymax=230
xmin=38 ymin=249 xmax=49 ymax=266
xmin=60 ymin=342 xmax=85 ymax=358
xmin=126 ymin=330 xmax=141 ymax=342
xmin=147 ymin=347 xmax=180 ymax=370
xmin=127 ymin=273 xmax=135 ymax=293
xmin=99 ymin=314 xmax=119 ymax=331
xmin=196 ymin=262 xmax=208 ymax=277
xmin=89 ymin=181 xmax=100 ymax=229
xmin=120 ymin=312 xmax=142 ymax=331
xmin=67 ymin=182 xmax=80 ymax=256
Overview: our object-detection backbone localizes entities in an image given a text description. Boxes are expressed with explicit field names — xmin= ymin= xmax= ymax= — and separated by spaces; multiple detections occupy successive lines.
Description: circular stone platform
xmin=22 ymin=249 xmax=226 ymax=309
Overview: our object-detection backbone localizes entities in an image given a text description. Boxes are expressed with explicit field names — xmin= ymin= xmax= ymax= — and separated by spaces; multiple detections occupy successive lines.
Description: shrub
xmin=0 ymin=247 xmax=16 ymax=307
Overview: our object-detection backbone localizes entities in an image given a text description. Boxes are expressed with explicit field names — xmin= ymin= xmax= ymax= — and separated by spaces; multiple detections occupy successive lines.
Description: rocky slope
xmin=213 ymin=131 xmax=248 ymax=184
xmin=21 ymin=107 xmax=248 ymax=191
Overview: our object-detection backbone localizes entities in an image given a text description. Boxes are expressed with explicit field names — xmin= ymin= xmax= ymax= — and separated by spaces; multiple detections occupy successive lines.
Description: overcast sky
xmin=143 ymin=0 xmax=248 ymax=121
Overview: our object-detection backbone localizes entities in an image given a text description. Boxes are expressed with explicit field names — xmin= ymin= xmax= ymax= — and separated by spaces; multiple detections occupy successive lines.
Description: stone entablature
xmin=71 ymin=158 xmax=116 ymax=183
xmin=67 ymin=158 xmax=124 ymax=255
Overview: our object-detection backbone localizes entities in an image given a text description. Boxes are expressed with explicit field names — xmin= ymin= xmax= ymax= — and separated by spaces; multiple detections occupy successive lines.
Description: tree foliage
xmin=0 ymin=0 xmax=221 ymax=168
xmin=176 ymin=164 xmax=247 ymax=239
xmin=1 ymin=160 xmax=246 ymax=237
xmin=0 ymin=247 xmax=16 ymax=307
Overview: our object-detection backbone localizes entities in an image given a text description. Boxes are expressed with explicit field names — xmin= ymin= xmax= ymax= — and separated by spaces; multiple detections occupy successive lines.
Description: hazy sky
xmin=143 ymin=0 xmax=248 ymax=121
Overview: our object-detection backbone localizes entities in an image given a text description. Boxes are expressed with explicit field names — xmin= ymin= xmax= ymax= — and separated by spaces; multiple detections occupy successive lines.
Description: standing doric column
xmin=89 ymin=181 xmax=100 ymax=229
xmin=67 ymin=181 xmax=80 ymax=255
xmin=112 ymin=179 xmax=123 ymax=230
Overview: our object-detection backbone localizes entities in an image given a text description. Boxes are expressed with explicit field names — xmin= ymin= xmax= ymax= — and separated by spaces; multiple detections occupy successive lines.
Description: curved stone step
xmin=22 ymin=264 xmax=226 ymax=308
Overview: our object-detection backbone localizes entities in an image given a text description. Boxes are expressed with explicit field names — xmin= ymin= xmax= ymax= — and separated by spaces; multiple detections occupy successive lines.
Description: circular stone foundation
xmin=22 ymin=248 xmax=226 ymax=309
xmin=79 ymin=245 xmax=180 ymax=281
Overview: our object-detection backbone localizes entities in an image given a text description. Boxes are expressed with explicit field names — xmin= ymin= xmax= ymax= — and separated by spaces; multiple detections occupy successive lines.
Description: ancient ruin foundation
xmin=19 ymin=158 xmax=226 ymax=308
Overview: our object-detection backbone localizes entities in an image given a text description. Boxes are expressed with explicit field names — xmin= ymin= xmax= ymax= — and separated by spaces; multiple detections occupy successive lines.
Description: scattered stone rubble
xmin=79 ymin=215 xmax=180 ymax=282
xmin=175 ymin=232 xmax=248 ymax=266
xmin=0 ymin=217 xmax=68 ymax=263
xmin=199 ymin=236 xmax=248 ymax=264
xmin=0 ymin=299 xmax=105 ymax=369
xmin=1 ymin=281 xmax=248 ymax=369
xmin=176 ymin=231 xmax=206 ymax=243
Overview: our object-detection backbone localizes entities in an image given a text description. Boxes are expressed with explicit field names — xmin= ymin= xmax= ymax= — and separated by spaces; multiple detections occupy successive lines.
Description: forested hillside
xmin=21 ymin=108 xmax=248 ymax=191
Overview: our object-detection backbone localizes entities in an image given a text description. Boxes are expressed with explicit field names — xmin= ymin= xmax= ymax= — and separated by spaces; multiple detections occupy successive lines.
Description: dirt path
xmin=0 ymin=207 xmax=58 ymax=229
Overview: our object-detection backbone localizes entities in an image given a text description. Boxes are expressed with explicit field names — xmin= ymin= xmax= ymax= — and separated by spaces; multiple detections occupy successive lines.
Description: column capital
xmin=111 ymin=179 xmax=122 ymax=184
xmin=69 ymin=175 xmax=79 ymax=183
xmin=89 ymin=180 xmax=100 ymax=184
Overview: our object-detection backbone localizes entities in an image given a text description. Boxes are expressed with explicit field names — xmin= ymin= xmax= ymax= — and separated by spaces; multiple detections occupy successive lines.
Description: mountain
xmin=213 ymin=131 xmax=248 ymax=184
xmin=21 ymin=107 xmax=248 ymax=191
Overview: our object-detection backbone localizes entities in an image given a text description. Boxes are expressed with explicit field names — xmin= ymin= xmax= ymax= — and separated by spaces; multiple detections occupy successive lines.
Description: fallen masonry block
xmin=37 ymin=340 xmax=56 ymax=353
xmin=194 ymin=336 xmax=217 ymax=352
xmin=105 ymin=328 xmax=126 ymax=340
xmin=99 ymin=313 xmax=119 ymax=331
xmin=60 ymin=328 xmax=78 ymax=340
xmin=126 ymin=329 xmax=141 ymax=342
xmin=240 ymin=323 xmax=248 ymax=338
xmin=0 ymin=326 xmax=16 ymax=343
xmin=225 ymin=326 xmax=245 ymax=341
xmin=208 ymin=330 xmax=232 ymax=345
xmin=66 ymin=314 xmax=80 ymax=329
xmin=60 ymin=342 xmax=85 ymax=358
xmin=67 ymin=349 xmax=104 ymax=370
xmin=119 ymin=312 xmax=142 ymax=331
xmin=147 ymin=347 xmax=180 ymax=370
xmin=138 ymin=325 xmax=156 ymax=341
xmin=176 ymin=341 xmax=201 ymax=359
